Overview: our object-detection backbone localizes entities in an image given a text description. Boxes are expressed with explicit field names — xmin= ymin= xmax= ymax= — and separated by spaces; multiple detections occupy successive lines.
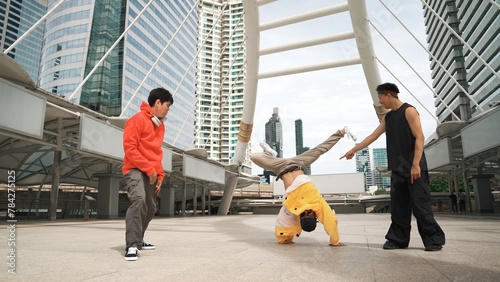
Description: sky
xmin=250 ymin=0 xmax=438 ymax=175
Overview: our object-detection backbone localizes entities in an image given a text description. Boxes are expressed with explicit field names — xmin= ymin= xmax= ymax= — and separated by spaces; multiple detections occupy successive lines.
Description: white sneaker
xmin=344 ymin=126 xmax=357 ymax=141
xmin=259 ymin=142 xmax=277 ymax=157
xmin=125 ymin=246 xmax=139 ymax=261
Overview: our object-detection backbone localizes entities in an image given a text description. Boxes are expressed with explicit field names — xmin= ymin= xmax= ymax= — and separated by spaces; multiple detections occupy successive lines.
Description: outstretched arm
xmin=340 ymin=119 xmax=386 ymax=160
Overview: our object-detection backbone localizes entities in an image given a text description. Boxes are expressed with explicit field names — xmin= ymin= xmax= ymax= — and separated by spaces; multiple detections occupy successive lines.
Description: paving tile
xmin=0 ymin=213 xmax=499 ymax=281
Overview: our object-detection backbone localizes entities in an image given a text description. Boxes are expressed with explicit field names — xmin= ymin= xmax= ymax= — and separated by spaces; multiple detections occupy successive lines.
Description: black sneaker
xmin=383 ymin=240 xmax=400 ymax=250
xmin=125 ymin=246 xmax=139 ymax=261
xmin=425 ymin=245 xmax=442 ymax=252
xmin=142 ymin=241 xmax=155 ymax=250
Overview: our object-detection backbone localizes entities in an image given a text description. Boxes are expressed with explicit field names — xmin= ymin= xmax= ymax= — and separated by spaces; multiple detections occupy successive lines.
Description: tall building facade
xmin=265 ymin=107 xmax=283 ymax=158
xmin=372 ymin=148 xmax=390 ymax=189
xmin=423 ymin=0 xmax=499 ymax=122
xmin=355 ymin=147 xmax=390 ymax=191
xmin=355 ymin=146 xmax=372 ymax=191
xmin=294 ymin=119 xmax=310 ymax=175
xmin=194 ymin=0 xmax=249 ymax=165
xmin=0 ymin=0 xmax=47 ymax=82
xmin=256 ymin=107 xmax=283 ymax=183
xmin=38 ymin=0 xmax=198 ymax=149
xmin=294 ymin=119 xmax=304 ymax=155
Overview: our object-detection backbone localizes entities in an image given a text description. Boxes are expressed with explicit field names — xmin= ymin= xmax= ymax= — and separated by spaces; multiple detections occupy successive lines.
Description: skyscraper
xmin=295 ymin=119 xmax=311 ymax=175
xmin=265 ymin=107 xmax=283 ymax=158
xmin=423 ymin=0 xmax=499 ymax=122
xmin=294 ymin=119 xmax=304 ymax=155
xmin=0 ymin=0 xmax=47 ymax=83
xmin=372 ymin=147 xmax=390 ymax=189
xmin=355 ymin=146 xmax=372 ymax=191
xmin=194 ymin=0 xmax=249 ymax=165
xmin=38 ymin=0 xmax=198 ymax=149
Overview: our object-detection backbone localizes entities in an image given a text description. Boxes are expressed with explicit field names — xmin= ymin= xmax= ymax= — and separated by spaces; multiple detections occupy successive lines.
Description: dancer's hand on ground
xmin=329 ymin=242 xmax=347 ymax=247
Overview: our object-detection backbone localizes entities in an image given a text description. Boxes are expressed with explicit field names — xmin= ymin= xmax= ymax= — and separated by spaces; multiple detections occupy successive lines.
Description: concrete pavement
xmin=1 ymin=213 xmax=499 ymax=281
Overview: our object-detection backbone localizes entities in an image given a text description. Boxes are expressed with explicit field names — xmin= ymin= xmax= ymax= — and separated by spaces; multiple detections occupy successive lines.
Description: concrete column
xmin=208 ymin=187 xmax=212 ymax=215
xmin=453 ymin=169 xmax=460 ymax=195
xmin=218 ymin=175 xmax=239 ymax=215
xmin=469 ymin=174 xmax=495 ymax=213
xmin=181 ymin=179 xmax=186 ymax=216
xmin=201 ymin=182 xmax=206 ymax=216
xmin=447 ymin=176 xmax=452 ymax=193
xmin=48 ymin=150 xmax=61 ymax=221
xmin=193 ymin=180 xmax=198 ymax=216
xmin=462 ymin=168 xmax=472 ymax=212
xmin=159 ymin=179 xmax=175 ymax=216
xmin=94 ymin=173 xmax=121 ymax=219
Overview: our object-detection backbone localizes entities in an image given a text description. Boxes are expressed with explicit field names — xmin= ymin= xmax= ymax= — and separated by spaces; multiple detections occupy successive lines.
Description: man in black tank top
xmin=340 ymin=82 xmax=445 ymax=252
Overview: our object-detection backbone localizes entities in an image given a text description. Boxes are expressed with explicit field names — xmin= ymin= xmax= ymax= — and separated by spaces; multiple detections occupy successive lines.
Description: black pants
xmin=385 ymin=171 xmax=445 ymax=248
xmin=459 ymin=201 xmax=466 ymax=213
xmin=451 ymin=201 xmax=457 ymax=212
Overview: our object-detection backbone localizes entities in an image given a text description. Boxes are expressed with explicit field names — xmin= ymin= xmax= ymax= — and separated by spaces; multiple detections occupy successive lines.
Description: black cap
xmin=300 ymin=210 xmax=317 ymax=232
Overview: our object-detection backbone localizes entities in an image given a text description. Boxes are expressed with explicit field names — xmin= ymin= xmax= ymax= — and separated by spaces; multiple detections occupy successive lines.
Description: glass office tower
xmin=265 ymin=107 xmax=283 ymax=158
xmin=39 ymin=0 xmax=198 ymax=149
xmin=355 ymin=146 xmax=373 ymax=191
xmin=295 ymin=119 xmax=311 ymax=175
xmin=423 ymin=0 xmax=499 ymax=122
xmin=372 ymin=148 xmax=390 ymax=189
xmin=0 ymin=0 xmax=47 ymax=83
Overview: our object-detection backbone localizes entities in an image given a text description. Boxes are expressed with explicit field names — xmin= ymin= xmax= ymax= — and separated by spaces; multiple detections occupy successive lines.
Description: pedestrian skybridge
xmin=1 ymin=0 xmax=498 ymax=219
xmin=0 ymin=53 xmax=260 ymax=219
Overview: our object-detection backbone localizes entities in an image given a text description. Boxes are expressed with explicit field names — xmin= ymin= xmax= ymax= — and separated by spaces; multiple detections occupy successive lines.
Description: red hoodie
xmin=122 ymin=101 xmax=165 ymax=182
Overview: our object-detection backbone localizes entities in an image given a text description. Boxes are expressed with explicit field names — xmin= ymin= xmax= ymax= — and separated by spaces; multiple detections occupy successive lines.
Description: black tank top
xmin=385 ymin=103 xmax=428 ymax=172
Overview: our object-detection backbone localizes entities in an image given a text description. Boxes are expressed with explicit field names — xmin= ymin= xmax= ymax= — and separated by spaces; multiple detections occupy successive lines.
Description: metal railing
xmin=0 ymin=197 xmax=97 ymax=220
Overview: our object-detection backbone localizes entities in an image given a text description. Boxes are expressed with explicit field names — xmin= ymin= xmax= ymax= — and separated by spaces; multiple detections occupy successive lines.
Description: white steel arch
xmin=219 ymin=0 xmax=384 ymax=214
xmin=218 ymin=0 xmax=261 ymax=214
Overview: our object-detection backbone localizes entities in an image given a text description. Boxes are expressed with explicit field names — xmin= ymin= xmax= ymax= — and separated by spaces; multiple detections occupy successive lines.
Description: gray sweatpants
xmin=121 ymin=169 xmax=157 ymax=249
xmin=251 ymin=130 xmax=344 ymax=176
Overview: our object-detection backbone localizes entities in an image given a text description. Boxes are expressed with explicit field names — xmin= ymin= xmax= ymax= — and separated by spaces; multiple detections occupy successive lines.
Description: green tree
xmin=429 ymin=176 xmax=474 ymax=193
xmin=374 ymin=188 xmax=389 ymax=195
xmin=430 ymin=176 xmax=449 ymax=192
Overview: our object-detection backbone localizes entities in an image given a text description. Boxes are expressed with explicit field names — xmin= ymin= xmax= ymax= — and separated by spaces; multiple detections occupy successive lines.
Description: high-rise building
xmin=295 ymin=119 xmax=311 ymax=175
xmin=0 ymin=0 xmax=47 ymax=83
xmin=38 ymin=0 xmax=198 ymax=149
xmin=355 ymin=146 xmax=372 ymax=191
xmin=194 ymin=0 xmax=249 ymax=165
xmin=256 ymin=107 xmax=283 ymax=183
xmin=423 ymin=0 xmax=499 ymax=122
xmin=294 ymin=119 xmax=304 ymax=155
xmin=372 ymin=148 xmax=390 ymax=189
xmin=265 ymin=107 xmax=283 ymax=158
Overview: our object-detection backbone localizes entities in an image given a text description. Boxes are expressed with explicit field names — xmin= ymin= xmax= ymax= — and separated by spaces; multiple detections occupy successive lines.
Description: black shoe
xmin=142 ymin=241 xmax=155 ymax=250
xmin=383 ymin=240 xmax=400 ymax=250
xmin=124 ymin=246 xmax=139 ymax=261
xmin=425 ymin=245 xmax=442 ymax=252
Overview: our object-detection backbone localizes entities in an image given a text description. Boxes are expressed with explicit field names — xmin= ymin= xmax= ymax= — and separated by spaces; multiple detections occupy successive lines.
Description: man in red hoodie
xmin=121 ymin=88 xmax=173 ymax=261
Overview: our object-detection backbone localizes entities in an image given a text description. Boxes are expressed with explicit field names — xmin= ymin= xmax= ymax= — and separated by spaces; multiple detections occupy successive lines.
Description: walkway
xmin=1 ymin=213 xmax=499 ymax=281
